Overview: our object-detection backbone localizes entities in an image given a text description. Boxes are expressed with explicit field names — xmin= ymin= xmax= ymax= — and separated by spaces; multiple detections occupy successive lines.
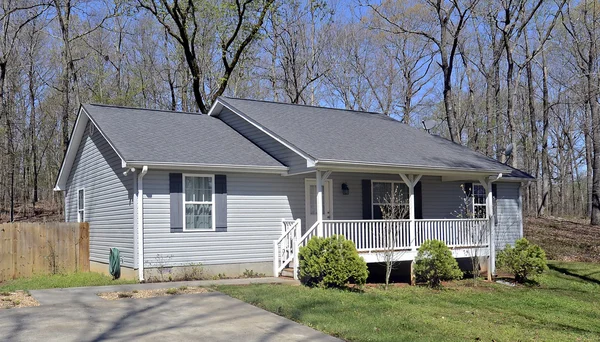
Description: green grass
xmin=217 ymin=261 xmax=600 ymax=342
xmin=0 ymin=272 xmax=137 ymax=292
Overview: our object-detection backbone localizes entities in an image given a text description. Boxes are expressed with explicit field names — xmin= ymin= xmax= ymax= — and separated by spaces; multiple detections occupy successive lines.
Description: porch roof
xmin=214 ymin=97 xmax=516 ymax=175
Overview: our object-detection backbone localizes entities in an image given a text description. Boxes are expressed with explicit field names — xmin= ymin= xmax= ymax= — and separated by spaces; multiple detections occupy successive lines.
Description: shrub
xmin=497 ymin=238 xmax=547 ymax=283
xmin=414 ymin=239 xmax=463 ymax=288
xmin=298 ymin=235 xmax=368 ymax=288
xmin=166 ymin=288 xmax=178 ymax=295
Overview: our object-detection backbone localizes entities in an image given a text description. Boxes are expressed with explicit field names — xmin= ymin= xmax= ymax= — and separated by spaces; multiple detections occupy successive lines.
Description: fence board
xmin=0 ymin=222 xmax=89 ymax=282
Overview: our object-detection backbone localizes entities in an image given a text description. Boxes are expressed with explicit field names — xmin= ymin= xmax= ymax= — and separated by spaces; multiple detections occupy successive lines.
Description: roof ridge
xmin=85 ymin=103 xmax=203 ymax=116
xmin=220 ymin=96 xmax=384 ymax=116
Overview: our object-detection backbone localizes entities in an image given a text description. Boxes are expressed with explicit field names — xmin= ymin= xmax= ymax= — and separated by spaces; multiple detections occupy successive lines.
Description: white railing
xmin=273 ymin=219 xmax=301 ymax=278
xmin=415 ymin=219 xmax=489 ymax=248
xmin=322 ymin=220 xmax=412 ymax=252
xmin=275 ymin=218 xmax=489 ymax=279
xmin=282 ymin=219 xmax=297 ymax=233
xmin=298 ymin=220 xmax=320 ymax=248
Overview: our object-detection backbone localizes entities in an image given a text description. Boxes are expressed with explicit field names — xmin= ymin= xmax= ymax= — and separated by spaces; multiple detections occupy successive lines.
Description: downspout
xmin=137 ymin=166 xmax=148 ymax=281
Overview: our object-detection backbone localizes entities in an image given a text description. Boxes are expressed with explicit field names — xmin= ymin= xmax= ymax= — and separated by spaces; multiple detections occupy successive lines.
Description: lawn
xmin=0 ymin=272 xmax=136 ymax=292
xmin=217 ymin=261 xmax=600 ymax=342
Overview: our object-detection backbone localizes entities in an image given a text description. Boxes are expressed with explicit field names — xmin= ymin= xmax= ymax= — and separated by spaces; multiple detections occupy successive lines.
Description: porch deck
xmin=274 ymin=218 xmax=491 ymax=277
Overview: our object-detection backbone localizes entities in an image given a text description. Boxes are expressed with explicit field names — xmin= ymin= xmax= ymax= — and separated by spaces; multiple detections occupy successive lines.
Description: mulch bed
xmin=0 ymin=291 xmax=40 ymax=309
xmin=98 ymin=286 xmax=211 ymax=300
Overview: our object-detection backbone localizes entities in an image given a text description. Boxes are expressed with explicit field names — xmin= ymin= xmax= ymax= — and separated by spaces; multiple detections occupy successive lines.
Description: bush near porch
xmin=217 ymin=261 xmax=600 ymax=342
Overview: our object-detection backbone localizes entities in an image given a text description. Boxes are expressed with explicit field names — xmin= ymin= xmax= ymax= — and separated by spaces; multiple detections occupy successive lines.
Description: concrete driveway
xmin=0 ymin=291 xmax=339 ymax=341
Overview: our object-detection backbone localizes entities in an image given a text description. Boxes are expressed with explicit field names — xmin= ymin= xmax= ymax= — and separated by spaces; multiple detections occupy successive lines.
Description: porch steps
xmin=281 ymin=267 xmax=295 ymax=278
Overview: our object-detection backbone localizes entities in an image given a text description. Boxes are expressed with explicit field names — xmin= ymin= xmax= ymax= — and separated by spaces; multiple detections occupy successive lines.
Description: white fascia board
xmin=54 ymin=107 xmax=88 ymax=191
xmin=125 ymin=161 xmax=289 ymax=175
xmin=209 ymin=97 xmax=317 ymax=165
xmin=315 ymin=159 xmax=511 ymax=177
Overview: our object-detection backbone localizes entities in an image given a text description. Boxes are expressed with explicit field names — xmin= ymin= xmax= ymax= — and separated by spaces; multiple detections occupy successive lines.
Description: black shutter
xmin=215 ymin=175 xmax=227 ymax=232
xmin=362 ymin=179 xmax=372 ymax=219
xmin=463 ymin=182 xmax=473 ymax=197
xmin=169 ymin=173 xmax=183 ymax=232
xmin=492 ymin=183 xmax=498 ymax=225
xmin=492 ymin=183 xmax=497 ymax=199
xmin=414 ymin=181 xmax=423 ymax=219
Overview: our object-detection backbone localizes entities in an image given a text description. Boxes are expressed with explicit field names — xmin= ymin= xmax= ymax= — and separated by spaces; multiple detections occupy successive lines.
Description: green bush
xmin=298 ymin=235 xmax=368 ymax=288
xmin=497 ymin=238 xmax=548 ymax=283
xmin=414 ymin=240 xmax=463 ymax=288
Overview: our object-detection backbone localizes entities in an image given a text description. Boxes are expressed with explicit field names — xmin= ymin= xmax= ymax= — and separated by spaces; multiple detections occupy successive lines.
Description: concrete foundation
xmin=143 ymin=261 xmax=273 ymax=282
xmin=90 ymin=261 xmax=138 ymax=281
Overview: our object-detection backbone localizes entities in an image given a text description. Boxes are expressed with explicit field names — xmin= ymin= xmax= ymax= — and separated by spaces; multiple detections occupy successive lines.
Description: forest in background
xmin=0 ymin=0 xmax=598 ymax=225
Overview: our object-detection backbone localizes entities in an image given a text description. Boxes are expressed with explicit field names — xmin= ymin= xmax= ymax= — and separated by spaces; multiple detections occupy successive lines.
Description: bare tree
xmin=376 ymin=186 xmax=409 ymax=289
xmin=137 ymin=0 xmax=275 ymax=113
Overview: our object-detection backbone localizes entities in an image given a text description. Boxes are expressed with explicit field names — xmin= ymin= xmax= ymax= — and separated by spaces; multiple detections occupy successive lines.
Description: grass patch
xmin=165 ymin=288 xmax=178 ymax=295
xmin=0 ymin=272 xmax=137 ymax=292
xmin=217 ymin=261 xmax=600 ymax=342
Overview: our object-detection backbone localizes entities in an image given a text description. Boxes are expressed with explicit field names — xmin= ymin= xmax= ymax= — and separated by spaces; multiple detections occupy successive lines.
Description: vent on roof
xmin=88 ymin=123 xmax=96 ymax=137
xmin=421 ymin=119 xmax=439 ymax=133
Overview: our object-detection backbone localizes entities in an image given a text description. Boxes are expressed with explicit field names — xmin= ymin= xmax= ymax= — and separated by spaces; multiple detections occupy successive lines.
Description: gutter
xmin=137 ymin=166 xmax=148 ymax=281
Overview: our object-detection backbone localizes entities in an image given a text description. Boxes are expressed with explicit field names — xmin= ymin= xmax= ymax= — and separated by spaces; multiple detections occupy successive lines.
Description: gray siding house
xmin=55 ymin=97 xmax=532 ymax=281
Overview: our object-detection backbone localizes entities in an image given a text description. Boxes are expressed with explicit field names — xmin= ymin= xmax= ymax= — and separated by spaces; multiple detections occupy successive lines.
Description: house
xmin=54 ymin=97 xmax=533 ymax=281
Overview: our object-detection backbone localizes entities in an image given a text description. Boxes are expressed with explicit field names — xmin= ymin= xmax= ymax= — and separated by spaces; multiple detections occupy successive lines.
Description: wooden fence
xmin=0 ymin=222 xmax=89 ymax=282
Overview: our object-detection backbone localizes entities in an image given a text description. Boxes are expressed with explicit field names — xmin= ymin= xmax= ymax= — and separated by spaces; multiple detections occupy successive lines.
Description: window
xmin=472 ymin=184 xmax=487 ymax=218
xmin=372 ymin=181 xmax=409 ymax=219
xmin=77 ymin=189 xmax=85 ymax=222
xmin=183 ymin=175 xmax=214 ymax=230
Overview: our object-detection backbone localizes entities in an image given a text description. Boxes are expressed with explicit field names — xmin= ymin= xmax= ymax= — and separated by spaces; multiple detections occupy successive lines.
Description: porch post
xmin=316 ymin=170 xmax=323 ymax=237
xmin=399 ymin=173 xmax=422 ymax=251
xmin=479 ymin=177 xmax=495 ymax=280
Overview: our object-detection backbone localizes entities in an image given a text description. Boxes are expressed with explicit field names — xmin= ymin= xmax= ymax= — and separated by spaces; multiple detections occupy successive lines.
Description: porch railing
xmin=415 ymin=219 xmax=489 ymax=248
xmin=273 ymin=219 xmax=301 ymax=278
xmin=322 ymin=220 xmax=412 ymax=252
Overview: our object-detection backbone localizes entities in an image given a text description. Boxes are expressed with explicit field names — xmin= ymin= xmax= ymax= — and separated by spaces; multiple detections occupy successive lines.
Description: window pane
xmin=474 ymin=205 xmax=486 ymax=219
xmin=372 ymin=182 xmax=391 ymax=204
xmin=395 ymin=183 xmax=409 ymax=204
xmin=473 ymin=185 xmax=486 ymax=204
xmin=185 ymin=176 xmax=212 ymax=202
xmin=78 ymin=190 xmax=84 ymax=210
xmin=185 ymin=204 xmax=212 ymax=229
xmin=185 ymin=177 xmax=194 ymax=201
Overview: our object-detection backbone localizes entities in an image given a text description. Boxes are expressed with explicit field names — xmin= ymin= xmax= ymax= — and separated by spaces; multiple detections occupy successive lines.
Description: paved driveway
xmin=0 ymin=291 xmax=339 ymax=341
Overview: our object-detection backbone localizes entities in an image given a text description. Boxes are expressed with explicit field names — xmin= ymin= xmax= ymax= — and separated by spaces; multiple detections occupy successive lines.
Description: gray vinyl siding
xmin=218 ymin=108 xmax=309 ymax=173
xmin=495 ymin=182 xmax=523 ymax=250
xmin=64 ymin=121 xmax=135 ymax=268
xmin=140 ymin=170 xmax=523 ymax=267
xmin=142 ymin=171 xmax=305 ymax=267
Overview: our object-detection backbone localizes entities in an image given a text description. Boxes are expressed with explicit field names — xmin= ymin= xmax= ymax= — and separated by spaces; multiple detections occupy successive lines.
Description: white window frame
xmin=182 ymin=174 xmax=216 ymax=231
xmin=371 ymin=180 xmax=410 ymax=219
xmin=472 ymin=183 xmax=487 ymax=219
xmin=77 ymin=188 xmax=85 ymax=222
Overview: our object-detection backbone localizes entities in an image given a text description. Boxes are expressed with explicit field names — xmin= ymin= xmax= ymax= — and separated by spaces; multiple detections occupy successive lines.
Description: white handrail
xmin=298 ymin=220 xmax=320 ymax=247
xmin=273 ymin=218 xmax=301 ymax=278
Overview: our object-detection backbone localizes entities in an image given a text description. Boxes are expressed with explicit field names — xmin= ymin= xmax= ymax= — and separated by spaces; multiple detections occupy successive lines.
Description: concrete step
xmin=281 ymin=267 xmax=295 ymax=278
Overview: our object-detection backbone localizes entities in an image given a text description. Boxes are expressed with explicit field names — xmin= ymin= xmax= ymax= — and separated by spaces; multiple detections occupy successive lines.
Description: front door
xmin=305 ymin=179 xmax=333 ymax=230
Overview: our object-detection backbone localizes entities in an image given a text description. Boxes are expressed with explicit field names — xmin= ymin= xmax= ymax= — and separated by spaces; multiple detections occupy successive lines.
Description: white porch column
xmin=316 ymin=170 xmax=323 ymax=237
xmin=315 ymin=170 xmax=332 ymax=237
xmin=399 ymin=173 xmax=422 ymax=251
xmin=479 ymin=177 xmax=496 ymax=280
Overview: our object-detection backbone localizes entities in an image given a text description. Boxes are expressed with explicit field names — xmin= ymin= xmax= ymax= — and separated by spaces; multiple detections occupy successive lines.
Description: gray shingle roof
xmin=218 ymin=97 xmax=514 ymax=173
xmin=82 ymin=104 xmax=285 ymax=168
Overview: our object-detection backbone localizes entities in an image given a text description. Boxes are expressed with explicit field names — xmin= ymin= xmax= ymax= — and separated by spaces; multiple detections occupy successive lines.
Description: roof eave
xmin=314 ymin=159 xmax=511 ymax=177
xmin=125 ymin=161 xmax=289 ymax=175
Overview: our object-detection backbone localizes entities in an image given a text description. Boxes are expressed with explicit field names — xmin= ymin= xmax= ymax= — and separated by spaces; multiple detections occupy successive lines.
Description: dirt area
xmin=98 ymin=286 xmax=211 ymax=300
xmin=0 ymin=291 xmax=40 ymax=309
xmin=524 ymin=216 xmax=600 ymax=262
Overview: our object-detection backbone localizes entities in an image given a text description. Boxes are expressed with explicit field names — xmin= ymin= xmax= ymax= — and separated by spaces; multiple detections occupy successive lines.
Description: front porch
xmin=274 ymin=169 xmax=502 ymax=281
